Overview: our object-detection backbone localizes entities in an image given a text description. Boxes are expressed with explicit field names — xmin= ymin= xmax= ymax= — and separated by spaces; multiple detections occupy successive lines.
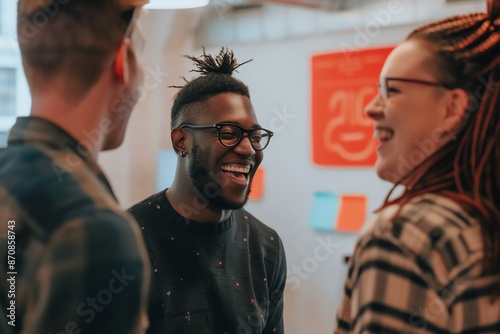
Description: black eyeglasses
xmin=179 ymin=123 xmax=274 ymax=151
xmin=378 ymin=77 xmax=452 ymax=100
xmin=121 ymin=7 xmax=145 ymax=53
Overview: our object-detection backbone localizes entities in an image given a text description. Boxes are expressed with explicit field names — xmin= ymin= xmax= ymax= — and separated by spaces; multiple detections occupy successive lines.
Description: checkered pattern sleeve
xmin=334 ymin=194 xmax=500 ymax=334
xmin=19 ymin=213 xmax=149 ymax=334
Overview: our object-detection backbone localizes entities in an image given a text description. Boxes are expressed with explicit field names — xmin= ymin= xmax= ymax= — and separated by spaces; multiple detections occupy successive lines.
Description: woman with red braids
xmin=334 ymin=1 xmax=499 ymax=333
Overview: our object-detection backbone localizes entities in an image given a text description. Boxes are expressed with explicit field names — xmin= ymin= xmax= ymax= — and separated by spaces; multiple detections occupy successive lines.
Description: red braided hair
xmin=379 ymin=0 xmax=500 ymax=274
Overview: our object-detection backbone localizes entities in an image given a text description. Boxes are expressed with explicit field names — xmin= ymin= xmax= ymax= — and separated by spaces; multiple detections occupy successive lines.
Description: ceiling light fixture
xmin=145 ymin=0 xmax=210 ymax=9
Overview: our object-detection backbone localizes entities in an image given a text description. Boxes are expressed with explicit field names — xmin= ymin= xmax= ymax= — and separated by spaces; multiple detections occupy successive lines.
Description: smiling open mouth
xmin=374 ymin=128 xmax=394 ymax=142
xmin=221 ymin=164 xmax=251 ymax=182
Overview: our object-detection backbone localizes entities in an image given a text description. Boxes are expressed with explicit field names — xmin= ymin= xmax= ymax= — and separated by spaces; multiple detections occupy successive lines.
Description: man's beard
xmin=188 ymin=142 xmax=251 ymax=211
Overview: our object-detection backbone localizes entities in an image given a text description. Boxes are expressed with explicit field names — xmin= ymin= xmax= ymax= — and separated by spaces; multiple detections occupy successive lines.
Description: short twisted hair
xmin=170 ymin=47 xmax=252 ymax=129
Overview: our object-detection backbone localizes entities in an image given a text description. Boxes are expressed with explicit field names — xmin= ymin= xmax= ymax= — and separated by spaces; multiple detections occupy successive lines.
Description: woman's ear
xmin=113 ymin=40 xmax=129 ymax=84
xmin=171 ymin=128 xmax=187 ymax=155
xmin=443 ymin=88 xmax=469 ymax=133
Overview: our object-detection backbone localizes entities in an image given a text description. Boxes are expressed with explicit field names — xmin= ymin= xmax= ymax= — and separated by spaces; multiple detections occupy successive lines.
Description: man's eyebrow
xmin=220 ymin=121 xmax=262 ymax=129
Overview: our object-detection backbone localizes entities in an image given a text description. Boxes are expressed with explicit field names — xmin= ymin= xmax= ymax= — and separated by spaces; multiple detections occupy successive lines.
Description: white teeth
xmin=374 ymin=129 xmax=394 ymax=140
xmin=221 ymin=165 xmax=251 ymax=174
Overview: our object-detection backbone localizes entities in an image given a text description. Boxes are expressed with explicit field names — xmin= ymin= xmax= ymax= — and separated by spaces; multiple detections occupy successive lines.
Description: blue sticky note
xmin=157 ymin=149 xmax=177 ymax=191
xmin=309 ymin=192 xmax=339 ymax=230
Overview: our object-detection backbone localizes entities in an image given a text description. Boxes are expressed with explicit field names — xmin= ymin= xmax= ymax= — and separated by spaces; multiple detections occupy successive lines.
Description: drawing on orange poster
xmin=311 ymin=46 xmax=394 ymax=167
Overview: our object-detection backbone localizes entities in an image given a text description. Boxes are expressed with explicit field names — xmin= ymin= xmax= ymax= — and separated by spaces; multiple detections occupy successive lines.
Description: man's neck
xmin=31 ymin=110 xmax=102 ymax=161
xmin=29 ymin=88 xmax=112 ymax=160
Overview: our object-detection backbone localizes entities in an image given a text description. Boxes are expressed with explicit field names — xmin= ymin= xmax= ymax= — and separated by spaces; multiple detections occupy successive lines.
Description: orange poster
xmin=311 ymin=46 xmax=394 ymax=167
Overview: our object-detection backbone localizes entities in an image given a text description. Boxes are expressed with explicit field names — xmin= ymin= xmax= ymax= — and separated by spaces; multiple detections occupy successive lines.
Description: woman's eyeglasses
xmin=378 ymin=77 xmax=452 ymax=100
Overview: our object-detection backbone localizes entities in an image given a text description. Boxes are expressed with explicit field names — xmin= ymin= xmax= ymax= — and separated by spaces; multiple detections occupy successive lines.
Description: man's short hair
xmin=17 ymin=0 xmax=146 ymax=98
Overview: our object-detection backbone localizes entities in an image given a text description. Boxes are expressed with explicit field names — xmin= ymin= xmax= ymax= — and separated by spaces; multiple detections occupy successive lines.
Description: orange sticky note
xmin=248 ymin=167 xmax=266 ymax=201
xmin=336 ymin=195 xmax=367 ymax=233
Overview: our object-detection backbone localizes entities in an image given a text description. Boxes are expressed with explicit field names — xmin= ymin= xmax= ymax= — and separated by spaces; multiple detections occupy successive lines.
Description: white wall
xmin=99 ymin=2 xmax=486 ymax=333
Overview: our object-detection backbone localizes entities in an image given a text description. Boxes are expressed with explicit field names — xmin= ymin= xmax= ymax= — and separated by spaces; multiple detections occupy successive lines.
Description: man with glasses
xmin=0 ymin=1 xmax=150 ymax=333
xmin=129 ymin=48 xmax=287 ymax=334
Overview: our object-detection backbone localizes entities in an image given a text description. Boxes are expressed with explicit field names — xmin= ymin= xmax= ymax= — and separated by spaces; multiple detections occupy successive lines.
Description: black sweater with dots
xmin=129 ymin=190 xmax=287 ymax=334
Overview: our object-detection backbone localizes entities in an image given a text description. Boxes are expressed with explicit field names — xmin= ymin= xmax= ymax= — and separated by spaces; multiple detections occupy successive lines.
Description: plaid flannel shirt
xmin=0 ymin=117 xmax=150 ymax=334
xmin=335 ymin=193 xmax=500 ymax=334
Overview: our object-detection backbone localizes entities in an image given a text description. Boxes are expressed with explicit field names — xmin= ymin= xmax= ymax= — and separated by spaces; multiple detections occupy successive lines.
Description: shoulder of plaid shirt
xmin=0 ymin=117 xmax=150 ymax=334
xmin=334 ymin=192 xmax=500 ymax=334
